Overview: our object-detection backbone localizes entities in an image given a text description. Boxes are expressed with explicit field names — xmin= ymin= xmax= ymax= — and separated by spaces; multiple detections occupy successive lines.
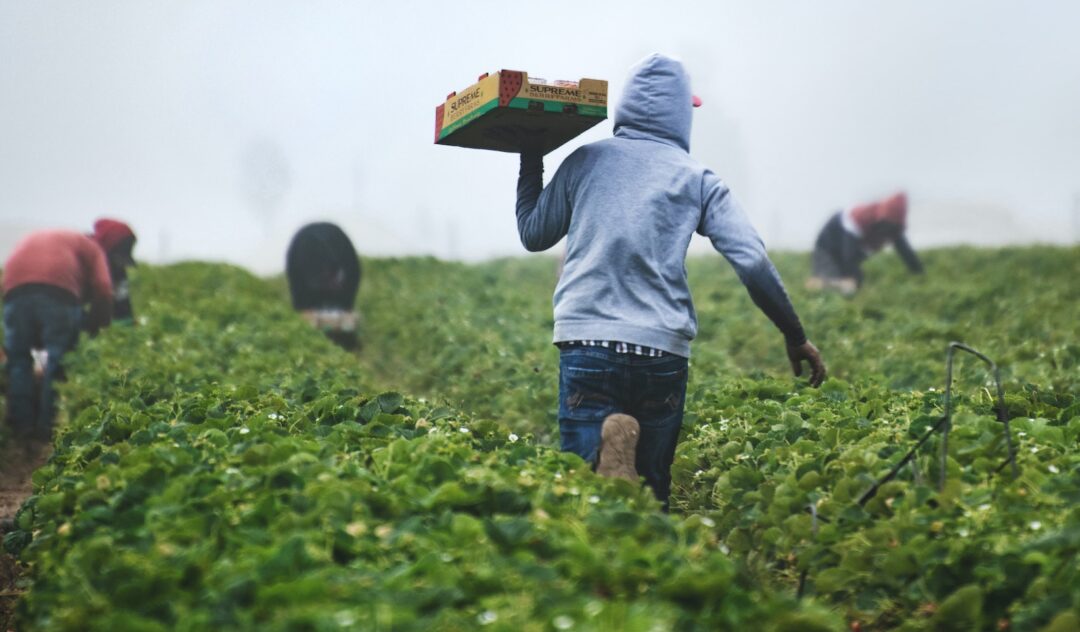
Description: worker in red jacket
xmin=2 ymin=229 xmax=115 ymax=440
xmin=808 ymin=192 xmax=923 ymax=294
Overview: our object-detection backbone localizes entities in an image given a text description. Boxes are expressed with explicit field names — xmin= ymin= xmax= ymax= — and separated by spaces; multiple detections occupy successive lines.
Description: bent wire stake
xmin=813 ymin=343 xmax=1020 ymax=599
xmin=796 ymin=502 xmax=823 ymax=599
xmin=857 ymin=416 xmax=948 ymax=506
xmin=857 ymin=341 xmax=1019 ymax=506
xmin=939 ymin=342 xmax=1019 ymax=490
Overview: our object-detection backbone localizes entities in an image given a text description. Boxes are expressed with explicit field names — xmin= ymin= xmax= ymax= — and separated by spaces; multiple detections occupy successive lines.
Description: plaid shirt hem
xmin=556 ymin=340 xmax=667 ymax=357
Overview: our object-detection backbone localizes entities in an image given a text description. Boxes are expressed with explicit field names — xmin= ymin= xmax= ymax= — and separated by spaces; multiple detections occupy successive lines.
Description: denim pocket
xmin=637 ymin=365 xmax=688 ymax=422
xmin=559 ymin=364 xmax=616 ymax=422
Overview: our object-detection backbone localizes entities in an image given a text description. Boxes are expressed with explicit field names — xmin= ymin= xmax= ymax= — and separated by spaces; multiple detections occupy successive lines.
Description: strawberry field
xmin=3 ymin=247 xmax=1079 ymax=631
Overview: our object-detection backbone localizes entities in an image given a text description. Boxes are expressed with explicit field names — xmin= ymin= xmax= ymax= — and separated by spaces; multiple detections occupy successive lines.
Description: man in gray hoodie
xmin=515 ymin=54 xmax=825 ymax=509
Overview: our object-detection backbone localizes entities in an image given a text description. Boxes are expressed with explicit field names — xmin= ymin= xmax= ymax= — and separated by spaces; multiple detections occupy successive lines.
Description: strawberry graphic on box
xmin=435 ymin=70 xmax=607 ymax=155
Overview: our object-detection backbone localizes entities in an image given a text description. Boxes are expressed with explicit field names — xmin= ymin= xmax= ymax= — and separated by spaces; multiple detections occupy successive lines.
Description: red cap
xmin=692 ymin=94 xmax=703 ymax=108
xmin=92 ymin=218 xmax=136 ymax=252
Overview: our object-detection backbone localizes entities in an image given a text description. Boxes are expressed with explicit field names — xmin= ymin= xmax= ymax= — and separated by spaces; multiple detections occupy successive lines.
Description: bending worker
xmin=92 ymin=218 xmax=138 ymax=324
xmin=285 ymin=222 xmax=362 ymax=349
xmin=808 ymin=192 xmax=923 ymax=294
xmin=2 ymin=226 xmax=117 ymax=440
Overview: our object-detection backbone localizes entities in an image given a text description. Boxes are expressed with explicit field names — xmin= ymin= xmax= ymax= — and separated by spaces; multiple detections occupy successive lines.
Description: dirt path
xmin=0 ymin=440 xmax=52 ymax=632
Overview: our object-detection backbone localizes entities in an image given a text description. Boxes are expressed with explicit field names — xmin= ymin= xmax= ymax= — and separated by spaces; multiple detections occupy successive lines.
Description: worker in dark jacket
xmin=285 ymin=222 xmax=361 ymax=349
xmin=3 ymin=229 xmax=114 ymax=440
xmin=808 ymin=192 xmax=923 ymax=294
xmin=91 ymin=218 xmax=138 ymax=324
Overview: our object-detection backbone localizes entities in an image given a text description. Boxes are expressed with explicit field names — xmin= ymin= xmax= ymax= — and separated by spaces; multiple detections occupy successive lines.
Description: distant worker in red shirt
xmin=2 ymin=220 xmax=135 ymax=440
xmin=807 ymin=192 xmax=923 ymax=294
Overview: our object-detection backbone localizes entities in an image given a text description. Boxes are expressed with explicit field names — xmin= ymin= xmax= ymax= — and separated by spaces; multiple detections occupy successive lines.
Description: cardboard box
xmin=435 ymin=70 xmax=607 ymax=155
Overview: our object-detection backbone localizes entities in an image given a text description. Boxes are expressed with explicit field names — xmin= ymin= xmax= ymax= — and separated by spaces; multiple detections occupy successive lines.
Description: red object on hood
xmin=850 ymin=193 xmax=907 ymax=232
xmin=92 ymin=218 xmax=136 ymax=252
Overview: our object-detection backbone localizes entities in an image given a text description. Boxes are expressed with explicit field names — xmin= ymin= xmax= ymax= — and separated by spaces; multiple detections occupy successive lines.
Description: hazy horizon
xmin=2 ymin=1 xmax=1078 ymax=273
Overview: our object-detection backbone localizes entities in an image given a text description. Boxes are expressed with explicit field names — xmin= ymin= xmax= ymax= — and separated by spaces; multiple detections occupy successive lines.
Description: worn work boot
xmin=597 ymin=414 xmax=640 ymax=482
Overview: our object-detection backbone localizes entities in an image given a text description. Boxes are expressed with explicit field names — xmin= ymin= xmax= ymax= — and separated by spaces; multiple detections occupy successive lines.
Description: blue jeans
xmin=558 ymin=346 xmax=689 ymax=508
xmin=3 ymin=289 xmax=82 ymax=438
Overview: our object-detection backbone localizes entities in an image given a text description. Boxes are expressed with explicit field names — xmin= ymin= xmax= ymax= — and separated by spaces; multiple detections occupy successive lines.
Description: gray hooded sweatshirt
xmin=516 ymin=54 xmax=805 ymax=357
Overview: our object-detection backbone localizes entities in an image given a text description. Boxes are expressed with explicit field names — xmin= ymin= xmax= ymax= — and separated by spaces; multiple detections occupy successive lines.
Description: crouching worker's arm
xmin=111 ymin=274 xmax=135 ymax=325
xmin=699 ymin=170 xmax=826 ymax=387
xmin=893 ymin=234 xmax=924 ymax=274
xmin=82 ymin=236 xmax=115 ymax=335
xmin=86 ymin=282 xmax=114 ymax=336
xmin=515 ymin=152 xmax=572 ymax=252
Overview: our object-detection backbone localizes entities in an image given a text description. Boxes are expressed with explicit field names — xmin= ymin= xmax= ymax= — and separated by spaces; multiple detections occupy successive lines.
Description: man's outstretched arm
xmin=698 ymin=171 xmax=826 ymax=386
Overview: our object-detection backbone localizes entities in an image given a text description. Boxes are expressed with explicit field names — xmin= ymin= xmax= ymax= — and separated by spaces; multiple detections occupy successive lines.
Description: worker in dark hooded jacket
xmin=513 ymin=53 xmax=826 ymax=509
xmin=91 ymin=218 xmax=138 ymax=324
xmin=285 ymin=222 xmax=361 ymax=349
xmin=808 ymin=192 xmax=923 ymax=294
xmin=2 ymin=229 xmax=114 ymax=440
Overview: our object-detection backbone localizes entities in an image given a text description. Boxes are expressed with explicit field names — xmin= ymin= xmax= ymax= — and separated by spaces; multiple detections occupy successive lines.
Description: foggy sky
xmin=2 ymin=0 xmax=1078 ymax=273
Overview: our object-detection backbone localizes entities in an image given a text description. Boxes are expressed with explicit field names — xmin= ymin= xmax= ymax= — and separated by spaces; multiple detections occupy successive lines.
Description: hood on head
xmin=613 ymin=53 xmax=694 ymax=151
xmin=880 ymin=192 xmax=908 ymax=228
xmin=851 ymin=192 xmax=908 ymax=231
xmin=92 ymin=218 xmax=135 ymax=252
xmin=92 ymin=218 xmax=137 ymax=267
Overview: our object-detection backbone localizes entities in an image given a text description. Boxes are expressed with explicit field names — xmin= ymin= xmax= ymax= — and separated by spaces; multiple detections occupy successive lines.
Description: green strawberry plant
xmin=4 ymin=246 xmax=1079 ymax=630
xmin=6 ymin=262 xmax=832 ymax=631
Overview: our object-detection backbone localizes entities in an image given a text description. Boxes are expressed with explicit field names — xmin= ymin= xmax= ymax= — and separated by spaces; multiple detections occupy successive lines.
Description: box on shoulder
xmin=435 ymin=70 xmax=608 ymax=155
